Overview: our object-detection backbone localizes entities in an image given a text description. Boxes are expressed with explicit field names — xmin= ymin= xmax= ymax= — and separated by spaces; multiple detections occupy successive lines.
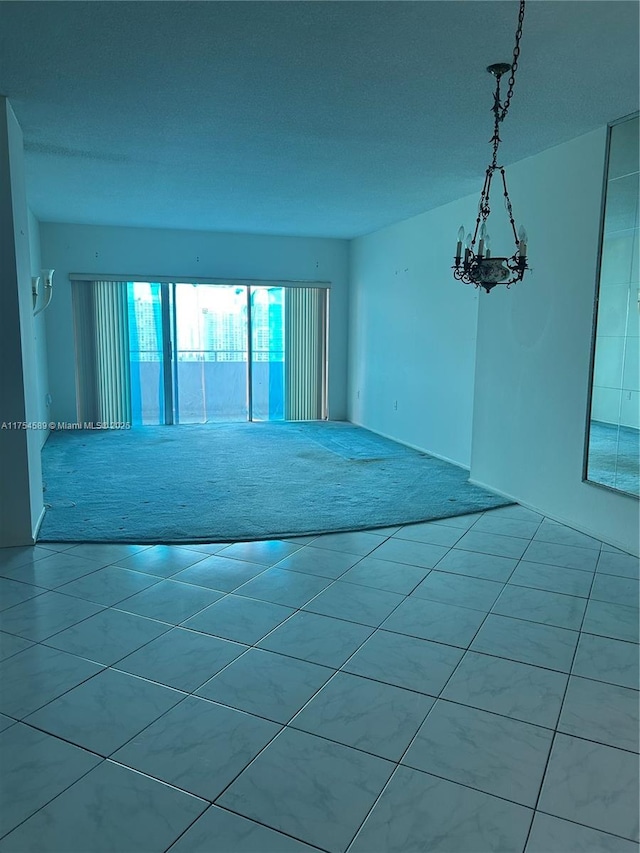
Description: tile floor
xmin=0 ymin=505 xmax=638 ymax=852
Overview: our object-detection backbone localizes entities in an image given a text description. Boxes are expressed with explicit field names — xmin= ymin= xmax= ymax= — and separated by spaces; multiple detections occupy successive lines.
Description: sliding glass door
xmin=174 ymin=284 xmax=248 ymax=423
xmin=127 ymin=282 xmax=167 ymax=425
xmin=74 ymin=280 xmax=328 ymax=426
xmin=250 ymin=287 xmax=285 ymax=421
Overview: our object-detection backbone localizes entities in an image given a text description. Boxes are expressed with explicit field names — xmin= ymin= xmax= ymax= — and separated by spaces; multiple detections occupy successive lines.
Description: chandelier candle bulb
xmin=518 ymin=226 xmax=528 ymax=257
xmin=478 ymin=221 xmax=487 ymax=258
xmin=464 ymin=233 xmax=472 ymax=265
xmin=485 ymin=234 xmax=491 ymax=259
xmin=456 ymin=225 xmax=465 ymax=262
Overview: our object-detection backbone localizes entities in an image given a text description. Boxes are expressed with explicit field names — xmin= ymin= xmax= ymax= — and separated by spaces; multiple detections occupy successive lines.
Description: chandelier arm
xmin=498 ymin=168 xmax=520 ymax=245
xmin=499 ymin=0 xmax=526 ymax=122
xmin=472 ymin=168 xmax=493 ymax=244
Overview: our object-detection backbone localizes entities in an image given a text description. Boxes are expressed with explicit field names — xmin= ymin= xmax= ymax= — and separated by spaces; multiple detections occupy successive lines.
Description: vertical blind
xmin=72 ymin=281 xmax=132 ymax=425
xmin=285 ymin=287 xmax=328 ymax=420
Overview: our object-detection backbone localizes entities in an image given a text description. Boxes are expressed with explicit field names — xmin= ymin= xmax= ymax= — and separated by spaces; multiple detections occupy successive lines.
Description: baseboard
xmin=468 ymin=477 xmax=639 ymax=557
xmin=348 ymin=421 xmax=471 ymax=472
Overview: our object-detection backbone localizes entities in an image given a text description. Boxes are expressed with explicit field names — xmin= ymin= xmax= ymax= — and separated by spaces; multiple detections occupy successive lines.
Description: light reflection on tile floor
xmin=0 ymin=505 xmax=638 ymax=852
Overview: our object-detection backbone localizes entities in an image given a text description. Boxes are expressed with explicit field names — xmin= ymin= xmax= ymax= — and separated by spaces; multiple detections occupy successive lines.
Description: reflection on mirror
xmin=585 ymin=113 xmax=639 ymax=497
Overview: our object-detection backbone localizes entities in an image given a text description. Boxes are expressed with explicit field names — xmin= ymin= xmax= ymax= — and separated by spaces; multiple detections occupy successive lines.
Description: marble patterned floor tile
xmin=533 ymin=519 xmax=603 ymax=551
xmin=55 ymin=565 xmax=162 ymax=606
xmin=168 ymin=805 xmax=318 ymax=852
xmin=411 ymin=569 xmax=504 ymax=612
xmin=44 ymin=606 xmax=171 ymax=665
xmin=65 ymin=542 xmax=151 ymax=563
xmin=482 ymin=505 xmax=543 ymax=523
xmin=115 ymin=579 xmax=224 ymax=624
xmin=538 ymin=733 xmax=639 ymax=841
xmin=233 ymin=568 xmax=332 ymax=608
xmin=470 ymin=614 xmax=579 ymax=672
xmin=367 ymin=537 xmax=449 ymax=569
xmin=274 ymin=546 xmax=360 ymax=580
xmin=582 ymin=599 xmax=639 ymax=643
xmin=258 ymin=611 xmax=373 ymax=668
xmin=0 ymin=713 xmax=15 ymax=733
xmin=0 ymin=643 xmax=103 ymax=718
xmin=184 ymin=594 xmax=294 ymax=645
xmin=0 ymin=577 xmax=47 ymax=611
xmin=217 ymin=727 xmax=394 ymax=853
xmin=115 ymin=545 xmax=208 ymax=577
xmin=441 ymin=651 xmax=568 ymax=729
xmin=342 ymin=629 xmax=463 ymax=695
xmin=522 ymin=540 xmax=599 ymax=573
xmin=180 ymin=542 xmax=234 ymax=554
xmin=0 ymin=551 xmax=107 ymax=589
xmin=366 ymin=525 xmax=403 ymax=535
xmin=558 ymin=675 xmax=639 ymax=752
xmin=282 ymin=535 xmax=320 ymax=545
xmin=432 ymin=549 xmax=517 ymax=583
xmin=290 ymin=671 xmax=433 ymax=761
xmin=381 ymin=596 xmax=486 ymax=648
xmin=308 ymin=531 xmax=387 ymax=557
xmin=0 ymin=759 xmax=206 ymax=853
xmin=508 ymin=560 xmax=593 ymax=598
xmin=25 ymin=667 xmax=186 ymax=756
xmin=0 ymin=723 xmax=101 ymax=838
xmin=430 ymin=511 xmax=486 ymax=529
xmin=171 ymin=555 xmax=268 ymax=592
xmin=597 ymin=550 xmax=640 ymax=580
xmin=0 ymin=630 xmax=33 ymax=662
xmin=115 ymin=627 xmax=247 ymax=692
xmin=340 ymin=556 xmax=429 ymax=595
xmin=350 ymin=765 xmax=532 ymax=853
xmin=403 ymin=700 xmax=553 ymax=806
xmin=454 ymin=529 xmax=530 ymax=560
xmin=0 ymin=591 xmax=103 ymax=642
xmin=34 ymin=543 xmax=76 ymax=552
xmin=572 ymin=633 xmax=639 ymax=689
xmin=392 ymin=521 xmax=464 ymax=548
xmin=590 ymin=573 xmax=640 ymax=609
xmin=0 ymin=545 xmax=57 ymax=574
xmin=525 ymin=812 xmax=639 ymax=853
xmin=217 ymin=540 xmax=302 ymax=566
xmin=113 ymin=695 xmax=280 ymax=801
xmin=197 ymin=648 xmax=332 ymax=723
xmin=470 ymin=514 xmax=540 ymax=540
xmin=491 ymin=585 xmax=587 ymax=631
xmin=302 ymin=581 xmax=404 ymax=627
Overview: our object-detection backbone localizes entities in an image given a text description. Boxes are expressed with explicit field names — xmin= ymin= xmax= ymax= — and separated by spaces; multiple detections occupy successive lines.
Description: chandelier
xmin=453 ymin=0 xmax=529 ymax=293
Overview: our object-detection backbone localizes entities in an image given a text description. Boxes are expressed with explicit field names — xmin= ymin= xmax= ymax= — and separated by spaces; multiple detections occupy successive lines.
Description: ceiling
xmin=0 ymin=1 xmax=638 ymax=239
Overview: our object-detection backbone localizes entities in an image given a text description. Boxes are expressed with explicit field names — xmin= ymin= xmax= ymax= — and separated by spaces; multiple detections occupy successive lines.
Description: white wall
xmin=348 ymin=199 xmax=480 ymax=468
xmin=349 ymin=127 xmax=638 ymax=554
xmin=471 ymin=129 xmax=639 ymax=555
xmin=40 ymin=223 xmax=349 ymax=424
xmin=0 ymin=99 xmax=44 ymax=545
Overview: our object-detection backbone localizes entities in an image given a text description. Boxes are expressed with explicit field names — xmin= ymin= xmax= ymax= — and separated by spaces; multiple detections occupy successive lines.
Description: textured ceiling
xmin=0 ymin=1 xmax=638 ymax=239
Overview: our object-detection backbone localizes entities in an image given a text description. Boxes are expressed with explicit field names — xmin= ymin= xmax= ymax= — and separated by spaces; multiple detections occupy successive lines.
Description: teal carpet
xmin=39 ymin=422 xmax=512 ymax=543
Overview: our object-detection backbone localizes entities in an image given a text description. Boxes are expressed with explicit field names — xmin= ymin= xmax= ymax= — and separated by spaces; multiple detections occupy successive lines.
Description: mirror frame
xmin=583 ymin=110 xmax=640 ymax=498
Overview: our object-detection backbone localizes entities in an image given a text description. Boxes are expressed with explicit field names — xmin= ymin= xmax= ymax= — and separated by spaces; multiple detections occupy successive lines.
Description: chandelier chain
xmin=499 ymin=0 xmax=526 ymax=123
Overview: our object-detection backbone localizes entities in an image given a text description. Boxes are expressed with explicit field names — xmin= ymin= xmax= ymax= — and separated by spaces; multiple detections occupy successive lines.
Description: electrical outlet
xmin=394 ymin=400 xmax=398 ymax=411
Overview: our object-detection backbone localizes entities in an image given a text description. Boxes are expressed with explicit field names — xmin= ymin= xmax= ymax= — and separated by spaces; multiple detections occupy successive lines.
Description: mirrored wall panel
xmin=585 ymin=113 xmax=639 ymax=496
